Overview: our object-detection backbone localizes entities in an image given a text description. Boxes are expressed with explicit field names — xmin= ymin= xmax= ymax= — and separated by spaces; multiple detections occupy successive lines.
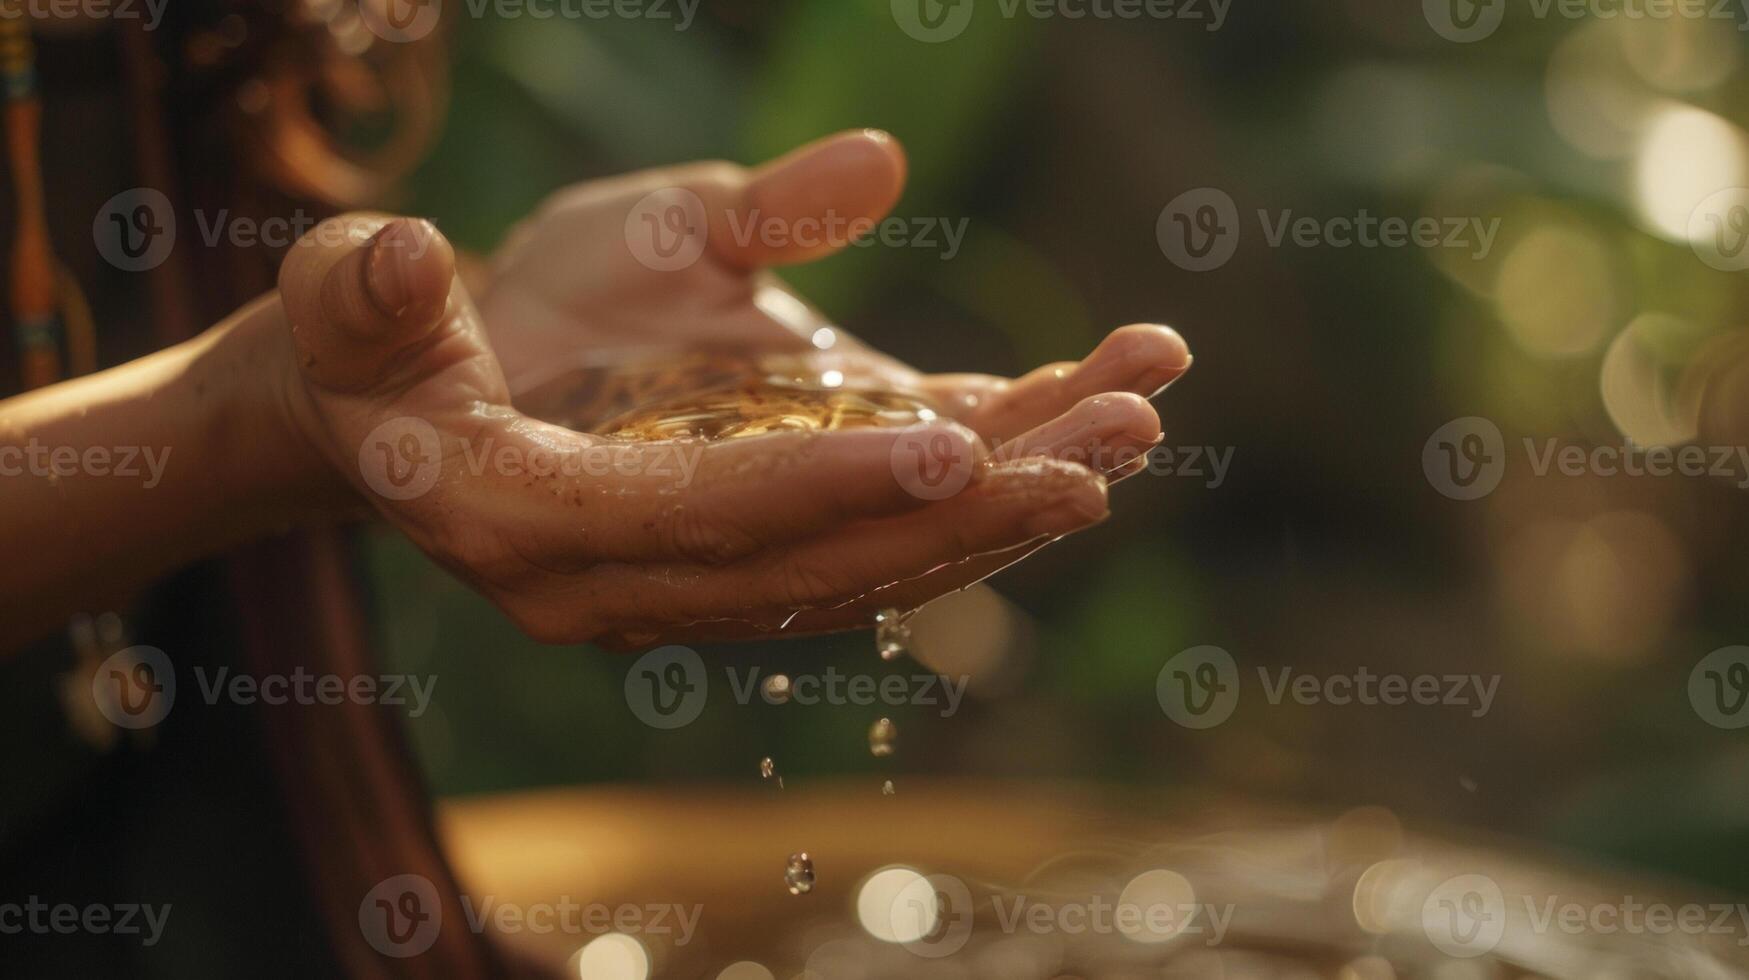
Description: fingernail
xmin=366 ymin=219 xmax=437 ymax=317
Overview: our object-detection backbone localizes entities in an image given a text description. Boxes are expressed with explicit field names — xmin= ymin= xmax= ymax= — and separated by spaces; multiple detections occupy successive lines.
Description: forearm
xmin=0 ymin=296 xmax=353 ymax=651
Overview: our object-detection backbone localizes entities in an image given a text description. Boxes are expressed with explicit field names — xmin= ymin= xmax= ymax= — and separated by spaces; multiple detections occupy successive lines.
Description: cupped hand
xmin=274 ymin=133 xmax=1191 ymax=649
xmin=472 ymin=130 xmax=1193 ymax=642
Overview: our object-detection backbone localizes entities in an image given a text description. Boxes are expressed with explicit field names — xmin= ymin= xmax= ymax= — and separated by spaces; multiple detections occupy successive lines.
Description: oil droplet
xmin=881 ymin=780 xmax=895 ymax=796
xmin=760 ymin=757 xmax=775 ymax=779
xmin=874 ymin=608 xmax=910 ymax=662
xmin=869 ymin=717 xmax=896 ymax=758
xmin=785 ymin=852 xmax=815 ymax=895
xmin=761 ymin=674 xmax=792 ymax=704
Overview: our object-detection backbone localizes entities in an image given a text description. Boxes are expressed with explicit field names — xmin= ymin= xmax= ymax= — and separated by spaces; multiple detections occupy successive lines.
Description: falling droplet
xmin=760 ymin=757 xmax=775 ymax=779
xmin=874 ymin=608 xmax=910 ymax=662
xmin=869 ymin=717 xmax=896 ymax=758
xmin=784 ymin=852 xmax=815 ymax=895
xmin=761 ymin=674 xmax=792 ymax=704
xmin=882 ymin=780 xmax=895 ymax=796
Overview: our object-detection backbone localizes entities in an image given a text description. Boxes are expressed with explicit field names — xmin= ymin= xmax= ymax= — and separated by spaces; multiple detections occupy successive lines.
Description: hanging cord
xmin=1 ymin=5 xmax=96 ymax=388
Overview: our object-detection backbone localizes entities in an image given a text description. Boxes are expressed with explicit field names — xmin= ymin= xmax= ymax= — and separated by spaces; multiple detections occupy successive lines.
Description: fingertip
xmin=1081 ymin=391 xmax=1162 ymax=443
xmin=743 ymin=130 xmax=910 ymax=263
xmin=365 ymin=218 xmax=455 ymax=326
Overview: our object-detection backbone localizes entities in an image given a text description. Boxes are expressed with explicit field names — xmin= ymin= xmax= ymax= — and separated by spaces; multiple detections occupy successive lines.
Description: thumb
xmin=709 ymin=129 xmax=909 ymax=269
xmin=279 ymin=214 xmax=458 ymax=393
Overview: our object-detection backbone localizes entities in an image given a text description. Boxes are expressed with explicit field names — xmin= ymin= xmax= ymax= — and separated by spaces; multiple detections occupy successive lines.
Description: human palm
xmin=279 ymin=132 xmax=1190 ymax=648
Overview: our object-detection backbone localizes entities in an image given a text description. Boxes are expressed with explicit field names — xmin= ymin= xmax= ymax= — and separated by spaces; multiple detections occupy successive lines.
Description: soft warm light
xmin=1600 ymin=314 xmax=1701 ymax=447
xmin=1620 ymin=16 xmax=1741 ymax=93
xmin=575 ymin=934 xmax=649 ymax=980
xmin=1497 ymin=513 xmax=1689 ymax=661
xmin=754 ymin=285 xmax=815 ymax=335
xmin=1116 ymin=869 xmax=1197 ymax=944
xmin=858 ymin=867 xmax=935 ymax=944
xmin=907 ymin=584 xmax=1026 ymax=694
xmin=820 ymin=369 xmax=844 ymax=388
xmin=1494 ymin=225 xmax=1615 ymax=357
xmin=1544 ymin=24 xmax=1655 ymax=159
xmin=1633 ymin=105 xmax=1749 ymax=241
xmin=1337 ymin=955 xmax=1397 ymax=980
xmin=714 ymin=962 xmax=775 ymax=980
